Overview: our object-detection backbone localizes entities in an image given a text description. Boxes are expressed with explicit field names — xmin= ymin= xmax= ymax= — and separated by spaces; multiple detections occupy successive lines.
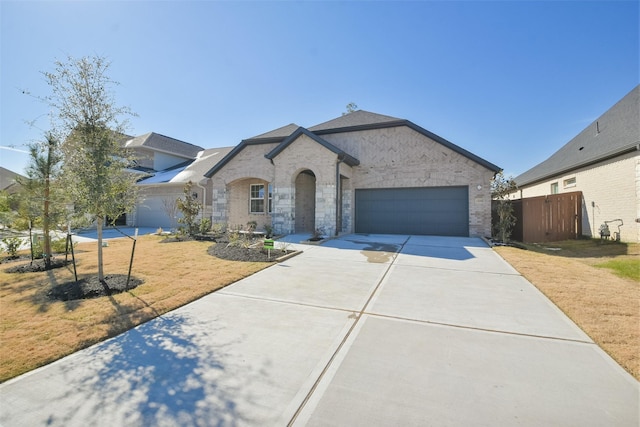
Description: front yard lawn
xmin=595 ymin=259 xmax=640 ymax=282
xmin=0 ymin=235 xmax=271 ymax=382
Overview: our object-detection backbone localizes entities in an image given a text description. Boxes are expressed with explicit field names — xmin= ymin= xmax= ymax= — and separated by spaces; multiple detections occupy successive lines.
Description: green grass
xmin=522 ymin=238 xmax=632 ymax=259
xmin=595 ymin=259 xmax=640 ymax=281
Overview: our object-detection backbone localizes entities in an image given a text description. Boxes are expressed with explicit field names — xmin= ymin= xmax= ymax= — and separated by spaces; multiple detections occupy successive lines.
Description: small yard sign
xmin=263 ymin=239 xmax=275 ymax=260
xmin=263 ymin=239 xmax=274 ymax=250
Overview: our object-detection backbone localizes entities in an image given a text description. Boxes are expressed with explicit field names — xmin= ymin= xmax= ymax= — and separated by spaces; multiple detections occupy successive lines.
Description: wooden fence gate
xmin=495 ymin=191 xmax=582 ymax=243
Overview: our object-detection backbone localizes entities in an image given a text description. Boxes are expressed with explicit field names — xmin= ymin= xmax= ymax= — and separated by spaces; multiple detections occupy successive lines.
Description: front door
xmin=295 ymin=170 xmax=316 ymax=233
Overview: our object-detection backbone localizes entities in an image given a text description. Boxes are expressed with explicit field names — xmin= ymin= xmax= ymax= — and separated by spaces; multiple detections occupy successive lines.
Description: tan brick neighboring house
xmin=512 ymin=85 xmax=640 ymax=243
xmin=204 ymin=111 xmax=501 ymax=237
xmin=125 ymin=132 xmax=234 ymax=229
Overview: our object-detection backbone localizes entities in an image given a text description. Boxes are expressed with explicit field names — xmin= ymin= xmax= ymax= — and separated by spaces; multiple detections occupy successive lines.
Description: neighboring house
xmin=133 ymin=146 xmax=234 ymax=229
xmin=0 ymin=167 xmax=24 ymax=194
xmin=512 ymin=85 xmax=640 ymax=243
xmin=204 ymin=110 xmax=501 ymax=237
xmin=124 ymin=132 xmax=216 ymax=229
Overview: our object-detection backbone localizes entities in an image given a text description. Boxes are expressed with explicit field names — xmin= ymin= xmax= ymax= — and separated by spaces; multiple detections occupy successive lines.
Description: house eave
xmin=264 ymin=127 xmax=360 ymax=167
xmin=516 ymin=143 xmax=639 ymax=187
xmin=315 ymin=119 xmax=500 ymax=172
xmin=204 ymin=139 xmax=276 ymax=178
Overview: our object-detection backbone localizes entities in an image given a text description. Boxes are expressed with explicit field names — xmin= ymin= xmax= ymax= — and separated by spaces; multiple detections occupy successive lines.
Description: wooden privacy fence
xmin=494 ymin=191 xmax=583 ymax=243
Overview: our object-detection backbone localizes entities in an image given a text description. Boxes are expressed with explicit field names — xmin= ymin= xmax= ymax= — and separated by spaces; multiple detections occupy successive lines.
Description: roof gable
xmin=205 ymin=110 xmax=501 ymax=177
xmin=309 ymin=110 xmax=403 ymax=132
xmin=265 ymin=127 xmax=360 ymax=166
xmin=515 ymin=85 xmax=640 ymax=186
xmin=248 ymin=123 xmax=300 ymax=141
xmin=402 ymin=121 xmax=501 ymax=172
xmin=309 ymin=110 xmax=500 ymax=172
xmin=125 ymin=132 xmax=204 ymax=158
xmin=204 ymin=139 xmax=277 ymax=178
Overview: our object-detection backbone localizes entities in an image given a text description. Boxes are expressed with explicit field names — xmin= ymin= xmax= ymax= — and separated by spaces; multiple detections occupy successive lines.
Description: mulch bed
xmin=208 ymin=242 xmax=287 ymax=262
xmin=159 ymin=233 xmax=221 ymax=243
xmin=1 ymin=254 xmax=31 ymax=265
xmin=160 ymin=233 xmax=287 ymax=262
xmin=47 ymin=275 xmax=144 ymax=301
xmin=4 ymin=256 xmax=144 ymax=301
xmin=4 ymin=258 xmax=71 ymax=273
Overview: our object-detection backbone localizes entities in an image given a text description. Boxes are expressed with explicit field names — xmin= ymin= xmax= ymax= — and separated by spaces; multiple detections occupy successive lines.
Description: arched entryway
xmin=295 ymin=170 xmax=316 ymax=233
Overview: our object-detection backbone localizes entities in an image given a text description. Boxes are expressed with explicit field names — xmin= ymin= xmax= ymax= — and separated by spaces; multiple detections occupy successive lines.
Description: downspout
xmin=197 ymin=178 xmax=209 ymax=223
xmin=335 ymin=156 xmax=344 ymax=236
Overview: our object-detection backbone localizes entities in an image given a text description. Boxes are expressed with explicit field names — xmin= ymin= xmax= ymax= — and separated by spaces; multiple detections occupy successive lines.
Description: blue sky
xmin=1 ymin=0 xmax=638 ymax=178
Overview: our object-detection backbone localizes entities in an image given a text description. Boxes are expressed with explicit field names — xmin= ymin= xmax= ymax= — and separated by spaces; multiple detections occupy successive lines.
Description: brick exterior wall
xmin=209 ymin=143 xmax=278 ymax=227
xmin=515 ymin=151 xmax=639 ymax=243
xmin=321 ymin=126 xmax=495 ymax=237
xmin=271 ymin=135 xmax=345 ymax=236
xmin=209 ymin=125 xmax=496 ymax=237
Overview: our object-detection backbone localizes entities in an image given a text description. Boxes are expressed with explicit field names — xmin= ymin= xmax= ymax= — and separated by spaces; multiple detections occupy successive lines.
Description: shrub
xmin=491 ymin=172 xmax=517 ymax=243
xmin=51 ymin=236 xmax=73 ymax=253
xmin=29 ymin=235 xmax=75 ymax=258
xmin=211 ymin=222 xmax=226 ymax=236
xmin=199 ymin=218 xmax=212 ymax=234
xmin=2 ymin=237 xmax=22 ymax=258
xmin=31 ymin=237 xmax=44 ymax=259
xmin=176 ymin=181 xmax=201 ymax=236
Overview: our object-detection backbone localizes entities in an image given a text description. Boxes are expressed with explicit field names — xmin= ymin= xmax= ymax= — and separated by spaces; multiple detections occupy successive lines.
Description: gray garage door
xmin=136 ymin=198 xmax=175 ymax=229
xmin=355 ymin=186 xmax=469 ymax=236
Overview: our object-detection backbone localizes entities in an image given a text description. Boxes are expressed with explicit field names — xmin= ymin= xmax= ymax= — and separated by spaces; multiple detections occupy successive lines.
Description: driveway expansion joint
xmin=216 ymin=291 xmax=368 ymax=315
xmin=286 ymin=235 xmax=411 ymax=426
xmin=360 ymin=312 xmax=595 ymax=345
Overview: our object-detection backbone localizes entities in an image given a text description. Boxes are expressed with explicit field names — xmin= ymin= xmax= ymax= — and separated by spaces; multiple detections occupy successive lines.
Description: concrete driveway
xmin=1 ymin=234 xmax=637 ymax=426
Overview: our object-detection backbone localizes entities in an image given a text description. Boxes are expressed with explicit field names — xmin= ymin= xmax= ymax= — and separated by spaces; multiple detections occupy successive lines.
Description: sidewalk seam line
xmin=216 ymin=291 xmax=362 ymax=314
xmin=286 ymin=236 xmax=410 ymax=426
xmin=362 ymin=312 xmax=595 ymax=344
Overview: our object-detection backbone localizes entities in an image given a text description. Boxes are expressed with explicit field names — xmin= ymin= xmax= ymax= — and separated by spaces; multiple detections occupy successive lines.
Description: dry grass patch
xmin=0 ymin=235 xmax=270 ymax=382
xmin=495 ymin=240 xmax=639 ymax=380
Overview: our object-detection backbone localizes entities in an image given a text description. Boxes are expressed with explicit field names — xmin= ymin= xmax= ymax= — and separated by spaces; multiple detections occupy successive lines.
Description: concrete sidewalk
xmin=0 ymin=234 xmax=637 ymax=426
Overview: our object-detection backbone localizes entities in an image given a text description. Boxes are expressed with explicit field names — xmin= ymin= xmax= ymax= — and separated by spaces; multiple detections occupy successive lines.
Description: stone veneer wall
xmin=270 ymin=134 xmax=349 ymax=236
xmin=209 ymin=142 xmax=278 ymax=227
xmin=208 ymin=125 xmax=497 ymax=237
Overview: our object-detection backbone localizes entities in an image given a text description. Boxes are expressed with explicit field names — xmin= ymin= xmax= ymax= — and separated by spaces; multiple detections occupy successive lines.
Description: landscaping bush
xmin=2 ymin=237 xmax=22 ymax=259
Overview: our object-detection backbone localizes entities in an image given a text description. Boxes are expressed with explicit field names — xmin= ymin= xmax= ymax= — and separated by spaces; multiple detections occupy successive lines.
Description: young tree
xmin=176 ymin=181 xmax=201 ymax=236
xmin=161 ymin=197 xmax=179 ymax=232
xmin=43 ymin=55 xmax=137 ymax=281
xmin=18 ymin=134 xmax=64 ymax=268
xmin=491 ymin=171 xmax=518 ymax=243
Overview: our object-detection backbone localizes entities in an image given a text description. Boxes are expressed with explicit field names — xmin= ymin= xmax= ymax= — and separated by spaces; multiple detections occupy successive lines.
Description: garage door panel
xmin=136 ymin=197 xmax=176 ymax=229
xmin=355 ymin=187 xmax=468 ymax=236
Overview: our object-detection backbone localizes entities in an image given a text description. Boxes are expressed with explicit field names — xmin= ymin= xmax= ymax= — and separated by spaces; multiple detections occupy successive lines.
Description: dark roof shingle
xmin=248 ymin=124 xmax=300 ymax=140
xmin=515 ymin=85 xmax=640 ymax=186
xmin=309 ymin=110 xmax=403 ymax=132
